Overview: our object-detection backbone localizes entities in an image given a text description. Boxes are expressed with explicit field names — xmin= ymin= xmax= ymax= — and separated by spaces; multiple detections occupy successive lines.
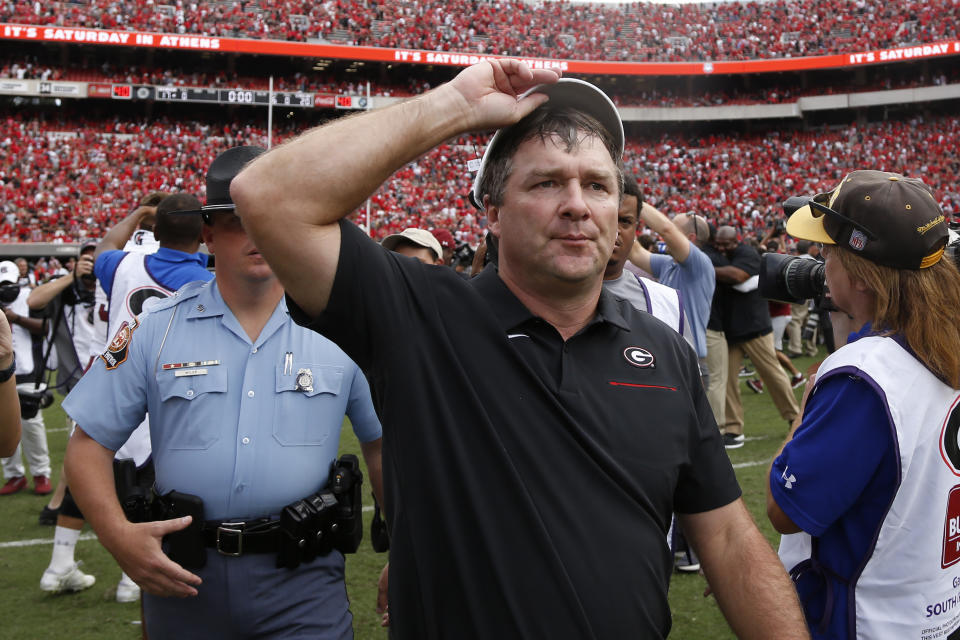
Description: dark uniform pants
xmin=144 ymin=549 xmax=353 ymax=639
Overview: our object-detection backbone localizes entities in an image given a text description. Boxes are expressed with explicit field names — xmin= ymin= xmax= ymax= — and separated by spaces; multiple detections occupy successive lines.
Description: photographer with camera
xmin=26 ymin=243 xmax=108 ymax=594
xmin=767 ymin=171 xmax=960 ymax=639
xmin=0 ymin=260 xmax=52 ymax=497
xmin=28 ymin=242 xmax=99 ymax=377
xmin=63 ymin=147 xmax=383 ymax=639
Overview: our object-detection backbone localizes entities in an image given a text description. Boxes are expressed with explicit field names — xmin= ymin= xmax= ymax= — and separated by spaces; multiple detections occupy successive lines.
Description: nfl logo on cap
xmin=849 ymin=229 xmax=867 ymax=251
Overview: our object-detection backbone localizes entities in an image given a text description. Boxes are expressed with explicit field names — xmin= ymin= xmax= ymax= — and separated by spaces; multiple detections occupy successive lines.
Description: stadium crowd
xmin=2 ymin=111 xmax=957 ymax=246
xmin=2 ymin=0 xmax=958 ymax=62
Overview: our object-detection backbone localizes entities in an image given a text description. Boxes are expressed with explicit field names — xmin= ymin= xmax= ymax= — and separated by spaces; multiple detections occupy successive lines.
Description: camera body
xmin=451 ymin=241 xmax=475 ymax=270
xmin=17 ymin=382 xmax=53 ymax=419
xmin=947 ymin=226 xmax=960 ymax=271
xmin=73 ymin=275 xmax=96 ymax=305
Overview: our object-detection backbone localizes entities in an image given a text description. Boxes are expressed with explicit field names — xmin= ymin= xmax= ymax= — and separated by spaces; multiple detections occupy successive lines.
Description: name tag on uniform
xmin=174 ymin=368 xmax=208 ymax=377
xmin=162 ymin=360 xmax=220 ymax=370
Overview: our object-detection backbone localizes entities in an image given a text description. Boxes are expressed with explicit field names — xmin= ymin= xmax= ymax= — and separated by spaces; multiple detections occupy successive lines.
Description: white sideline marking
xmin=0 ymin=533 xmax=98 ymax=549
xmin=732 ymin=459 xmax=770 ymax=469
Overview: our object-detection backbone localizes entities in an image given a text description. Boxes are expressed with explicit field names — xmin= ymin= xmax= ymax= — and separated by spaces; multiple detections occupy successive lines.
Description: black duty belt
xmin=200 ymin=518 xmax=281 ymax=557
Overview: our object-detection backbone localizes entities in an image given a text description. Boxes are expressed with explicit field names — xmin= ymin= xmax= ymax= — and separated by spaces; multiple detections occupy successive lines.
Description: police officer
xmin=63 ymin=146 xmax=384 ymax=639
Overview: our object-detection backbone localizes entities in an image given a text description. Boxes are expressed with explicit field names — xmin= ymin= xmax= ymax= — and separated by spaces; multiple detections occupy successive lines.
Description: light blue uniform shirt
xmin=650 ymin=244 xmax=715 ymax=358
xmin=64 ymin=279 xmax=381 ymax=522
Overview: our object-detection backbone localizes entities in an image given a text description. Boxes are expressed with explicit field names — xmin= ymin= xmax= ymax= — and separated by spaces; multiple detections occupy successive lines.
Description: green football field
xmin=0 ymin=353 xmax=818 ymax=639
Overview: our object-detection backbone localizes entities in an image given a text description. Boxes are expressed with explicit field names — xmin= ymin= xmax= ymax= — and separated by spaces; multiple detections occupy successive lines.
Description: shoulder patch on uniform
xmin=100 ymin=318 xmax=139 ymax=370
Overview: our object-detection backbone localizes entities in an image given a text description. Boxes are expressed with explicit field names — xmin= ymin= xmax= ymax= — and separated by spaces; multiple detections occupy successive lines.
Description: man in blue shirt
xmin=94 ymin=192 xmax=212 ymax=338
xmin=628 ymin=202 xmax=715 ymax=385
xmin=63 ymin=147 xmax=384 ymax=639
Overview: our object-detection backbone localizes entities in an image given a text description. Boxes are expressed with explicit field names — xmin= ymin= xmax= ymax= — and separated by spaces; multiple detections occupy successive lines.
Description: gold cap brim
xmin=786 ymin=203 xmax=836 ymax=244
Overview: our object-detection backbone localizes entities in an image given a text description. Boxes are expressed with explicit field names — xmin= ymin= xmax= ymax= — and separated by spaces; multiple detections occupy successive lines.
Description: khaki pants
xmin=724 ymin=332 xmax=799 ymax=436
xmin=787 ymin=302 xmax=818 ymax=356
xmin=705 ymin=328 xmax=727 ymax=428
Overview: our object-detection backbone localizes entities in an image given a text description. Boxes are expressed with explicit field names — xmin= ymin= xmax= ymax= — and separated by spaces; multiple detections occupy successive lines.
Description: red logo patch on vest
xmin=942 ymin=485 xmax=960 ymax=569
xmin=100 ymin=318 xmax=139 ymax=370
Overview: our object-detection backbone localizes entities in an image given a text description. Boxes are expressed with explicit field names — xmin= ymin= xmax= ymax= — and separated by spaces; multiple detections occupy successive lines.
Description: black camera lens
xmin=0 ymin=283 xmax=20 ymax=304
xmin=759 ymin=253 xmax=826 ymax=303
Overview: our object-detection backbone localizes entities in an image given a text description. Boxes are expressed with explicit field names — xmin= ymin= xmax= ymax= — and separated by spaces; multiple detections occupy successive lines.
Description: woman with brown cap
xmin=766 ymin=170 xmax=960 ymax=639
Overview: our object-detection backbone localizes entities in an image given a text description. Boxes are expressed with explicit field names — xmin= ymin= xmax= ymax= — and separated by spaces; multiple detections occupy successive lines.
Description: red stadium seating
xmin=2 ymin=112 xmax=957 ymax=245
xmin=2 ymin=0 xmax=957 ymax=63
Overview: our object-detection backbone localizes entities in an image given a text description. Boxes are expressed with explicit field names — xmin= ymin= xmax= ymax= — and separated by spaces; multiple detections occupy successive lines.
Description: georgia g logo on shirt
xmin=623 ymin=346 xmax=655 ymax=369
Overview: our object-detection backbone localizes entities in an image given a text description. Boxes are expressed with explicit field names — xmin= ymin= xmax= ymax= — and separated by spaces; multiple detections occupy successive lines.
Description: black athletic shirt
xmin=288 ymin=220 xmax=741 ymax=640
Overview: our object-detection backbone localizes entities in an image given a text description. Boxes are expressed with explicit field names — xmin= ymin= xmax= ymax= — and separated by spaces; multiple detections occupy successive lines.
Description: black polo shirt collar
xmin=470 ymin=264 xmax=631 ymax=335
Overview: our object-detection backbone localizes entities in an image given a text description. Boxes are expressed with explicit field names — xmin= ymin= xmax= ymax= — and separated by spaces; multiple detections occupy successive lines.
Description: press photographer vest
xmin=107 ymin=254 xmax=174 ymax=339
xmin=105 ymin=253 xmax=169 ymax=467
xmin=604 ymin=271 xmax=685 ymax=335
xmin=779 ymin=335 xmax=960 ymax=640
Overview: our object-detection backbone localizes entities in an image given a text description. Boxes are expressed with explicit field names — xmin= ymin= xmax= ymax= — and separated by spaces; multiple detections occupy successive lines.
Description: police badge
xmin=295 ymin=368 xmax=314 ymax=393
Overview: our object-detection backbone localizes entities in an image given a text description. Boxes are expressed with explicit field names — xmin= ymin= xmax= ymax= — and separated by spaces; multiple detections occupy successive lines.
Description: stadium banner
xmin=2 ymin=23 xmax=959 ymax=76
xmin=88 ymin=83 xmax=113 ymax=98
xmin=0 ymin=79 xmax=28 ymax=93
xmin=38 ymin=81 xmax=82 ymax=96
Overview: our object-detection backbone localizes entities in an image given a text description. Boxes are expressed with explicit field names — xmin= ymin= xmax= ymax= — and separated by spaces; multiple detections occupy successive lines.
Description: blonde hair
xmin=834 ymin=248 xmax=960 ymax=389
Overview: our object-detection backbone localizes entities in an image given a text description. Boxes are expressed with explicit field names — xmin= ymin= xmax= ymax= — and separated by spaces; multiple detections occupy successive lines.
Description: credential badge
xmin=295 ymin=368 xmax=314 ymax=393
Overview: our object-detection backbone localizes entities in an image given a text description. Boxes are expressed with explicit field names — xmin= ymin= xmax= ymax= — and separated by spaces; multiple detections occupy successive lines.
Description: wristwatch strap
xmin=0 ymin=356 xmax=16 ymax=383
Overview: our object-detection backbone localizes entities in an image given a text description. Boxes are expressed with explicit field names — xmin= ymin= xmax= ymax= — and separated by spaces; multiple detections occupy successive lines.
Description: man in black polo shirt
xmin=712 ymin=226 xmax=799 ymax=448
xmin=233 ymin=61 xmax=808 ymax=639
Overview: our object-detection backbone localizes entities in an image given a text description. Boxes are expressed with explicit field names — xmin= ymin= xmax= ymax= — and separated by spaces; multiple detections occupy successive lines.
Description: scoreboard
xmin=110 ymin=84 xmax=362 ymax=109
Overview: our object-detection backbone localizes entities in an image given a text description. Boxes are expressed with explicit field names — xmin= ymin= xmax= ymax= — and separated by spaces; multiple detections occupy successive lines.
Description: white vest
xmin=107 ymin=254 xmax=173 ymax=340
xmin=91 ymin=233 xmax=159 ymax=358
xmin=779 ymin=335 xmax=960 ymax=640
xmin=105 ymin=253 xmax=169 ymax=467
xmin=91 ymin=280 xmax=110 ymax=362
xmin=603 ymin=271 xmax=693 ymax=350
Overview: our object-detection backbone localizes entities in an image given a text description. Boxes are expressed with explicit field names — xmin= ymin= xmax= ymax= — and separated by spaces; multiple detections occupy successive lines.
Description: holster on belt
xmin=276 ymin=454 xmax=365 ymax=569
xmin=152 ymin=489 xmax=207 ymax=569
xmin=114 ymin=458 xmax=152 ymax=523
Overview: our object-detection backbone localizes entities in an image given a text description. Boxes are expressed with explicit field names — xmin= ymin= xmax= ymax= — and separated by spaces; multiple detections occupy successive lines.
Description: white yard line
xmin=732 ymin=458 xmax=771 ymax=469
xmin=0 ymin=533 xmax=98 ymax=549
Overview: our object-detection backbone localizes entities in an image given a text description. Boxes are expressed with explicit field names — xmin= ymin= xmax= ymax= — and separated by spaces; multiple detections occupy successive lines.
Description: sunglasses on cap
xmin=782 ymin=195 xmax=878 ymax=243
